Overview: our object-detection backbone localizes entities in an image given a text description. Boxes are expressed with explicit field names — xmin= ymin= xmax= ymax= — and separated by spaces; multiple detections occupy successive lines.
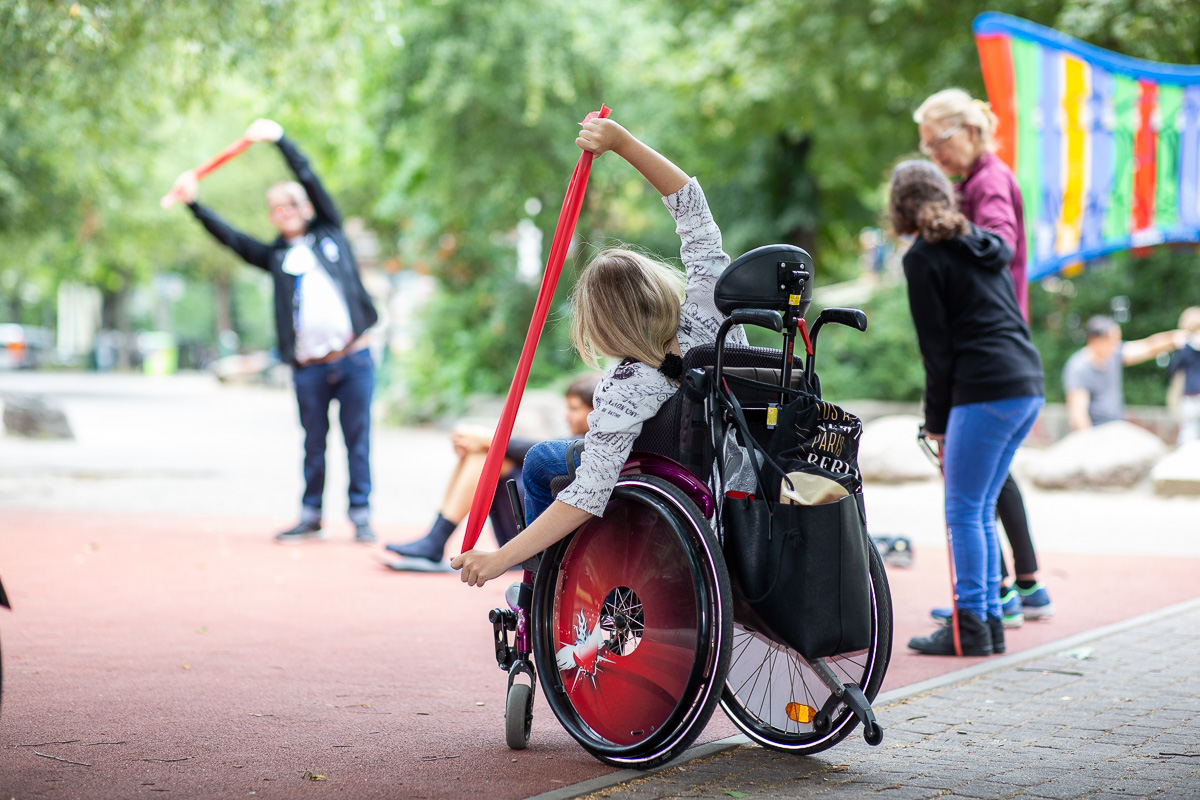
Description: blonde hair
xmin=570 ymin=248 xmax=686 ymax=368
xmin=888 ymin=160 xmax=969 ymax=243
xmin=1179 ymin=306 xmax=1200 ymax=333
xmin=914 ymin=88 xmax=998 ymax=152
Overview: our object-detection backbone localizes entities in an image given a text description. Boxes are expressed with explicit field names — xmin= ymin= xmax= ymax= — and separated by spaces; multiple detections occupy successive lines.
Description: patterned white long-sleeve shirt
xmin=555 ymin=178 xmax=748 ymax=516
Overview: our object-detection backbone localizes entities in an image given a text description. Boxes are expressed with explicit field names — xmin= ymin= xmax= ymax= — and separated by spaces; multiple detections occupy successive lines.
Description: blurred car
xmin=0 ymin=324 xmax=54 ymax=369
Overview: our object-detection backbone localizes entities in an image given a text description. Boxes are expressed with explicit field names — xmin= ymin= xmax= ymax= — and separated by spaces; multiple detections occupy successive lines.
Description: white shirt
xmin=284 ymin=243 xmax=354 ymax=362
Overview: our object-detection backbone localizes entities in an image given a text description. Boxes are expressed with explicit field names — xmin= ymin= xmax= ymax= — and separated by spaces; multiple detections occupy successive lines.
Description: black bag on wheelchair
xmin=719 ymin=383 xmax=872 ymax=660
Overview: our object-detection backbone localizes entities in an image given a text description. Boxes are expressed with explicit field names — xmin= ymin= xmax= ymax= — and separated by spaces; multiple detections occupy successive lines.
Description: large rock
xmin=858 ymin=414 xmax=939 ymax=483
xmin=1030 ymin=420 xmax=1167 ymax=490
xmin=1151 ymin=441 xmax=1200 ymax=496
xmin=2 ymin=393 xmax=74 ymax=439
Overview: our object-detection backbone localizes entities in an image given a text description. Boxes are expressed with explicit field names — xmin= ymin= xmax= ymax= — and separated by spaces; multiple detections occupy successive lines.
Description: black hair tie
xmin=659 ymin=353 xmax=684 ymax=380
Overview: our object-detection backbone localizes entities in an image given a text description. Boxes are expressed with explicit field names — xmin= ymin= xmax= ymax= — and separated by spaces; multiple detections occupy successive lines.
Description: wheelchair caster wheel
xmin=863 ymin=721 xmax=883 ymax=746
xmin=505 ymin=683 xmax=533 ymax=750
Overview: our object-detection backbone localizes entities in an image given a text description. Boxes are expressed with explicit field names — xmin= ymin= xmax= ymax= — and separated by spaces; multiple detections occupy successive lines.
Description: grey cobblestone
xmin=567 ymin=603 xmax=1200 ymax=800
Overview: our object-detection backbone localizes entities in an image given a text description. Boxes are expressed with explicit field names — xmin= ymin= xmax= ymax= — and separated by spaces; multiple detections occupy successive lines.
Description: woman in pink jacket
xmin=912 ymin=88 xmax=1054 ymax=627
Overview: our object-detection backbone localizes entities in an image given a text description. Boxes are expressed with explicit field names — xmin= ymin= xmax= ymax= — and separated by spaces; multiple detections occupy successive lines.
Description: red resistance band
xmin=459 ymin=104 xmax=611 ymax=554
xmin=160 ymin=137 xmax=254 ymax=209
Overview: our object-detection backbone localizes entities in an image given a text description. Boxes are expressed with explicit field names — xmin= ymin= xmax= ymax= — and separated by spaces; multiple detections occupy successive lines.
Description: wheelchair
xmin=488 ymin=244 xmax=893 ymax=769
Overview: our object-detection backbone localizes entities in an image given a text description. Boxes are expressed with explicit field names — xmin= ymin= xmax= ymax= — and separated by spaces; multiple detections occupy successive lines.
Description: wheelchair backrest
xmin=631 ymin=342 xmax=809 ymax=480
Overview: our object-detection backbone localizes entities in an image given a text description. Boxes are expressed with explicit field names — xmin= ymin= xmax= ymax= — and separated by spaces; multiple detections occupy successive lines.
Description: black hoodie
xmin=903 ymin=223 xmax=1044 ymax=435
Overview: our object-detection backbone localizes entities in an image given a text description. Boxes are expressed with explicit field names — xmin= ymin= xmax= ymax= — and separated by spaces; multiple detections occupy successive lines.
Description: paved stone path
xmin=556 ymin=603 xmax=1200 ymax=800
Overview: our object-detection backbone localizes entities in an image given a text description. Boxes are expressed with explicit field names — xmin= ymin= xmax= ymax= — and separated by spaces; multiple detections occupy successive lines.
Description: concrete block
xmin=1151 ymin=441 xmax=1200 ymax=496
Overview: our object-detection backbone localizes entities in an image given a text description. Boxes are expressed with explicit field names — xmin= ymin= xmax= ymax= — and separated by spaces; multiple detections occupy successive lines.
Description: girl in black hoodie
xmin=889 ymin=160 xmax=1044 ymax=657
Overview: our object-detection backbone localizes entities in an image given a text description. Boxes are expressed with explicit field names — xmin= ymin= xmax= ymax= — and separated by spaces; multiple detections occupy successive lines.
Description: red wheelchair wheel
xmin=532 ymin=474 xmax=731 ymax=769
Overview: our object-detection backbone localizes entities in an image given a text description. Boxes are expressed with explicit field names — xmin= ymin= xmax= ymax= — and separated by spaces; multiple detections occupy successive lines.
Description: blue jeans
xmin=942 ymin=395 xmax=1043 ymax=619
xmin=521 ymin=439 xmax=581 ymax=526
xmin=291 ymin=348 xmax=374 ymax=523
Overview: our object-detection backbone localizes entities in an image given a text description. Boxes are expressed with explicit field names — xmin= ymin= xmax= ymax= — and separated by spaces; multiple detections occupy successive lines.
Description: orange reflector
xmin=786 ymin=702 xmax=816 ymax=723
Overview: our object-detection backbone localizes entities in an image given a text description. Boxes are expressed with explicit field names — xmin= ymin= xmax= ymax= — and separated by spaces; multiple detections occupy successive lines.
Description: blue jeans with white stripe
xmin=941 ymin=395 xmax=1043 ymax=620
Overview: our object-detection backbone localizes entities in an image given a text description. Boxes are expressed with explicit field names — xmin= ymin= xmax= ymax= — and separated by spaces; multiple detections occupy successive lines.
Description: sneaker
xmin=931 ymin=587 xmax=1023 ymax=628
xmin=908 ymin=609 xmax=993 ymax=656
xmin=384 ymin=533 xmax=445 ymax=562
xmin=1016 ymin=582 xmax=1055 ymax=620
xmin=377 ymin=554 xmax=454 ymax=573
xmin=354 ymin=523 xmax=377 ymax=545
xmin=275 ymin=520 xmax=327 ymax=544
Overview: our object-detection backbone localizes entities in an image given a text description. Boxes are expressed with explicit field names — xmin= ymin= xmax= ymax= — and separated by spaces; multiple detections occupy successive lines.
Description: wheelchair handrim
xmin=532 ymin=479 xmax=729 ymax=764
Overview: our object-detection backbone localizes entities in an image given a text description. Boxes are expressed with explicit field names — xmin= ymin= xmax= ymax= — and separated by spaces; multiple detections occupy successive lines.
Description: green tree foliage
xmin=5 ymin=0 xmax=1198 ymax=414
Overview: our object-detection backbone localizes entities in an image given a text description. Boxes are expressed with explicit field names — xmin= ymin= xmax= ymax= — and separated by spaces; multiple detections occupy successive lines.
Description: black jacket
xmin=903 ymin=224 xmax=1044 ymax=434
xmin=188 ymin=136 xmax=378 ymax=365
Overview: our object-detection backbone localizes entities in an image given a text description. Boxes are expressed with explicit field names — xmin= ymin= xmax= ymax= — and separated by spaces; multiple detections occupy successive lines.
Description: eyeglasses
xmin=271 ymin=201 xmax=301 ymax=213
xmin=919 ymin=123 xmax=963 ymax=155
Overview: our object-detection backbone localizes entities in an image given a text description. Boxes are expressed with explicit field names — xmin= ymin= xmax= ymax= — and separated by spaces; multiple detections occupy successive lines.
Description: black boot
xmin=988 ymin=614 xmax=1006 ymax=654
xmin=908 ymin=609 xmax=993 ymax=656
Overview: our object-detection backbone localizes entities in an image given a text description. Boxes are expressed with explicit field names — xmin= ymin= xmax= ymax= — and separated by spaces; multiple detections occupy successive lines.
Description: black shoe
xmin=354 ymin=523 xmax=377 ymax=545
xmin=988 ymin=614 xmax=1006 ymax=654
xmin=385 ymin=532 xmax=446 ymax=561
xmin=908 ymin=609 xmax=993 ymax=656
xmin=275 ymin=520 xmax=327 ymax=543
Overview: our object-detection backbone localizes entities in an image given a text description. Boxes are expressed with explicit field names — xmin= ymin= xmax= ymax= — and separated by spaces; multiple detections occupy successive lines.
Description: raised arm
xmin=576 ymin=118 xmax=688 ymax=197
xmin=244 ymin=118 xmax=343 ymax=228
xmin=1122 ymin=329 xmax=1185 ymax=366
xmin=170 ymin=169 xmax=272 ymax=270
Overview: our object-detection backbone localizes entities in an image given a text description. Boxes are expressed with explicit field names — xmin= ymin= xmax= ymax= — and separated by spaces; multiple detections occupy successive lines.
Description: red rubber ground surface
xmin=2 ymin=509 xmax=1197 ymax=799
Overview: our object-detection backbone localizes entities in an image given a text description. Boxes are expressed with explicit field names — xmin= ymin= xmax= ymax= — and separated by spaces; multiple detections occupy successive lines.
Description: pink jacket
xmin=957 ymin=151 xmax=1028 ymax=320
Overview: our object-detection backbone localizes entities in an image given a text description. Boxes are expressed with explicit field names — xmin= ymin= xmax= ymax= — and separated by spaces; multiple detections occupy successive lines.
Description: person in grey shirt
xmin=1063 ymin=316 xmax=1183 ymax=430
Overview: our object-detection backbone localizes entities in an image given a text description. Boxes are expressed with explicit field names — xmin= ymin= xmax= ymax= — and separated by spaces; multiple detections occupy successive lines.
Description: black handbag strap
xmin=715 ymin=378 xmax=795 ymax=605
xmin=717 ymin=377 xmax=793 ymax=508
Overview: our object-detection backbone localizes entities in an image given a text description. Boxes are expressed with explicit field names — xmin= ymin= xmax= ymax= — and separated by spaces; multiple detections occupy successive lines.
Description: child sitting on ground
xmin=382 ymin=373 xmax=599 ymax=569
xmin=452 ymin=115 xmax=746 ymax=587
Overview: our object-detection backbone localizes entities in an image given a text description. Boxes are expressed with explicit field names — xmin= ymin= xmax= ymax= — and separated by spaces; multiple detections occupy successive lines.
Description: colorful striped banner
xmin=974 ymin=12 xmax=1200 ymax=280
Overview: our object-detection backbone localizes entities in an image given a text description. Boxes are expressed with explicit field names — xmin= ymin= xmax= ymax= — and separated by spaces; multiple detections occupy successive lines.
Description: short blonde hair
xmin=570 ymin=248 xmax=685 ymax=368
xmin=1179 ymin=306 xmax=1200 ymax=333
xmin=914 ymin=88 xmax=998 ymax=152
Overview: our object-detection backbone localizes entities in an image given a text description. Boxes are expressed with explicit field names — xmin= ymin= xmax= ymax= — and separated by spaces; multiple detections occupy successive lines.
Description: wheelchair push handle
xmin=728 ymin=309 xmax=784 ymax=333
xmin=804 ymin=307 xmax=868 ymax=388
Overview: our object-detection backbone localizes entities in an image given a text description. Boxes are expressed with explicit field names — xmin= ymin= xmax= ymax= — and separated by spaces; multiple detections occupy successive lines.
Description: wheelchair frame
xmin=488 ymin=245 xmax=893 ymax=768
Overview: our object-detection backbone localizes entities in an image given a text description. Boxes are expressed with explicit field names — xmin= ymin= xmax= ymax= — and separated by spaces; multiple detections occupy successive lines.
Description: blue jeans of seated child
xmin=291 ymin=348 xmax=375 ymax=524
xmin=942 ymin=395 xmax=1043 ymax=620
xmin=522 ymin=439 xmax=582 ymax=526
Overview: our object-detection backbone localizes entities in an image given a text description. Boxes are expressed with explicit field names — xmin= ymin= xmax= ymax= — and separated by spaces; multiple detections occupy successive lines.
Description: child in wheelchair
xmin=451 ymin=115 xmax=747 ymax=587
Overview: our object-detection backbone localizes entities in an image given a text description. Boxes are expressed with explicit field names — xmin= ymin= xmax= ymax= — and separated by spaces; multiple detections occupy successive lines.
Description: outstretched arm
xmin=1122 ymin=329 xmax=1185 ymax=366
xmin=170 ymin=169 xmax=272 ymax=270
xmin=577 ymin=118 xmax=688 ymax=197
xmin=245 ymin=118 xmax=343 ymax=228
xmin=451 ymin=500 xmax=593 ymax=586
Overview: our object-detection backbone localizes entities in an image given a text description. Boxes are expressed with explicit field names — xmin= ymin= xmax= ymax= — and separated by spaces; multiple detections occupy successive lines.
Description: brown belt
xmin=297 ymin=336 xmax=369 ymax=367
